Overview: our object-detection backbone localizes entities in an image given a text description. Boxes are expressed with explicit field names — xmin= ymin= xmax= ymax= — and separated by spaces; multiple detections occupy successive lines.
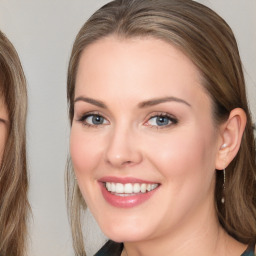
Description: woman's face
xmin=70 ymin=36 xmax=222 ymax=242
xmin=0 ymin=96 xmax=8 ymax=160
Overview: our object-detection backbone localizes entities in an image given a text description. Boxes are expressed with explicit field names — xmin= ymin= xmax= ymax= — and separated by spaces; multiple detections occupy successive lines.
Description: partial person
xmin=0 ymin=30 xmax=29 ymax=256
xmin=66 ymin=0 xmax=256 ymax=255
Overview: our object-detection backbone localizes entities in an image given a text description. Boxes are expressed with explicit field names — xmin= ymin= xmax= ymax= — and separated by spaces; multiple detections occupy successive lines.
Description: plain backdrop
xmin=0 ymin=1 xmax=255 ymax=255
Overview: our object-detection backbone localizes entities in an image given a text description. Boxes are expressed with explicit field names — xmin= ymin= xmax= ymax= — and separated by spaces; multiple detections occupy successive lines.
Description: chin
xmin=99 ymin=220 xmax=154 ymax=243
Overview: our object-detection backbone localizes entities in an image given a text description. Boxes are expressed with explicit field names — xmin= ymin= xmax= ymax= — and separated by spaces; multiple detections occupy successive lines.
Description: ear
xmin=215 ymin=108 xmax=247 ymax=170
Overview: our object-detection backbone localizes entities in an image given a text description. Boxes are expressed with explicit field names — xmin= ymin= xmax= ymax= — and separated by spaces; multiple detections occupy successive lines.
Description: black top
xmin=95 ymin=240 xmax=123 ymax=256
xmin=94 ymin=240 xmax=255 ymax=256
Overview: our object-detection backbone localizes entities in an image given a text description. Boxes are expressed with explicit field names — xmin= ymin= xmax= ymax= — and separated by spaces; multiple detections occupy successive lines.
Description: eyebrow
xmin=74 ymin=96 xmax=191 ymax=109
xmin=74 ymin=96 xmax=107 ymax=108
xmin=138 ymin=96 xmax=191 ymax=108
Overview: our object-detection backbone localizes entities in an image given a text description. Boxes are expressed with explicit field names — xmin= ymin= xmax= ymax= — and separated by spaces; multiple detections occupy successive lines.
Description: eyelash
xmin=76 ymin=112 xmax=109 ymax=127
xmin=76 ymin=112 xmax=178 ymax=129
xmin=144 ymin=112 xmax=178 ymax=129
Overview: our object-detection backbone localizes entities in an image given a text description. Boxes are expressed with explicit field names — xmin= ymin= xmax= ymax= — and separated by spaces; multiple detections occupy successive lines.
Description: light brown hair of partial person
xmin=0 ymin=30 xmax=29 ymax=256
xmin=66 ymin=0 xmax=256 ymax=255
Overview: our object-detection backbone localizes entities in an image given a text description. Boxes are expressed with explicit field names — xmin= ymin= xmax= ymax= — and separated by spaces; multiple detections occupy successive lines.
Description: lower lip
xmin=99 ymin=182 xmax=159 ymax=208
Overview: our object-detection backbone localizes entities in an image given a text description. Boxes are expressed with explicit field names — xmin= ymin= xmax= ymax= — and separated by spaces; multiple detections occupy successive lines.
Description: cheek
xmin=69 ymin=127 xmax=103 ymax=206
xmin=144 ymin=127 xmax=217 ymax=221
xmin=144 ymin=126 xmax=217 ymax=183
xmin=70 ymin=127 xmax=102 ymax=177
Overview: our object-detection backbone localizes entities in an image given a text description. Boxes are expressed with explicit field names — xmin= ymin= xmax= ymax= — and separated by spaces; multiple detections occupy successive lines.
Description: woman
xmin=0 ymin=31 xmax=29 ymax=256
xmin=66 ymin=0 xmax=256 ymax=255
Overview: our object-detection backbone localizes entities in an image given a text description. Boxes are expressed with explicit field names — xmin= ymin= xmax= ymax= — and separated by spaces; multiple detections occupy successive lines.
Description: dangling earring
xmin=220 ymin=143 xmax=227 ymax=204
xmin=221 ymin=168 xmax=226 ymax=204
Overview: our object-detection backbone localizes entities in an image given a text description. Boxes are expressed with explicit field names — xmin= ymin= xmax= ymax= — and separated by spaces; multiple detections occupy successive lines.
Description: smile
xmin=105 ymin=182 xmax=159 ymax=195
xmin=99 ymin=177 xmax=160 ymax=208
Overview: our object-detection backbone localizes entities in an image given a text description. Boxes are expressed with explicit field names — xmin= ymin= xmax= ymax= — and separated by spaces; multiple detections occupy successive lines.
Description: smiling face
xmin=70 ymin=36 xmax=222 ymax=243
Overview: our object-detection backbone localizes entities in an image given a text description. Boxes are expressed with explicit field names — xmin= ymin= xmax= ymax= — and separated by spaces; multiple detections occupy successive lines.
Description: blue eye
xmin=79 ymin=114 xmax=108 ymax=126
xmin=147 ymin=115 xmax=177 ymax=127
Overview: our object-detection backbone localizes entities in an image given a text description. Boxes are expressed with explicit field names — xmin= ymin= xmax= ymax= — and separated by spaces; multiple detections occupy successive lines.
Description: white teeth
xmin=140 ymin=183 xmax=147 ymax=193
xmin=106 ymin=182 xmax=111 ymax=191
xmin=147 ymin=184 xmax=158 ymax=191
xmin=133 ymin=183 xmax=141 ymax=193
xmin=115 ymin=183 xmax=124 ymax=193
xmin=105 ymin=182 xmax=159 ymax=194
xmin=124 ymin=183 xmax=133 ymax=193
xmin=111 ymin=183 xmax=116 ymax=192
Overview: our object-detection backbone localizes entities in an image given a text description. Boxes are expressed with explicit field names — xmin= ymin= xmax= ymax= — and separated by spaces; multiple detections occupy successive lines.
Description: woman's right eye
xmin=78 ymin=114 xmax=108 ymax=126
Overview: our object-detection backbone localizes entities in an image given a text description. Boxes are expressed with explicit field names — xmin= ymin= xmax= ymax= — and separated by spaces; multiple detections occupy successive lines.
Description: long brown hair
xmin=0 ymin=30 xmax=29 ymax=256
xmin=66 ymin=0 xmax=256 ymax=254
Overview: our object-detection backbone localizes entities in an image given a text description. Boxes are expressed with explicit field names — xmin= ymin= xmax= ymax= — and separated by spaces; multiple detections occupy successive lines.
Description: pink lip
xmin=98 ymin=176 xmax=160 ymax=208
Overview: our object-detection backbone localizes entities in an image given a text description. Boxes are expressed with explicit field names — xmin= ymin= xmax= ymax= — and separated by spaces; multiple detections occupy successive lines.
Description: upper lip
xmin=98 ymin=176 xmax=159 ymax=184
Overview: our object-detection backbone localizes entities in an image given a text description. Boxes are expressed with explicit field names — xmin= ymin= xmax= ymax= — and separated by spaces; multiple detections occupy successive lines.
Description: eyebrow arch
xmin=138 ymin=96 xmax=191 ymax=108
xmin=74 ymin=96 xmax=107 ymax=108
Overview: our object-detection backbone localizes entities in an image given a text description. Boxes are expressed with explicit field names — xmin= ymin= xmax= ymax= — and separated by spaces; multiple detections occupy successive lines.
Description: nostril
xmin=122 ymin=160 xmax=132 ymax=165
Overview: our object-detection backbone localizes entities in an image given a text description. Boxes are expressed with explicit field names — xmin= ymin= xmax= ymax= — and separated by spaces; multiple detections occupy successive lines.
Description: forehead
xmin=75 ymin=36 xmax=209 ymax=107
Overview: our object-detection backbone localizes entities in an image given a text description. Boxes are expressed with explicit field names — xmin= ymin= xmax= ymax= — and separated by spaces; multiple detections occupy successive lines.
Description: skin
xmin=0 ymin=96 xmax=8 ymax=160
xmin=70 ymin=36 xmax=247 ymax=255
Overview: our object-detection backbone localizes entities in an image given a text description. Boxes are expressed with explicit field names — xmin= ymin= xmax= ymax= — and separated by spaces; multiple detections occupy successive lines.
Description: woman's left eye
xmin=146 ymin=115 xmax=177 ymax=127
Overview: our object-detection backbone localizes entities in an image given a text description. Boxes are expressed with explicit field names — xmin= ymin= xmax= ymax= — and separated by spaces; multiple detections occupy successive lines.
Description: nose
xmin=104 ymin=125 xmax=143 ymax=168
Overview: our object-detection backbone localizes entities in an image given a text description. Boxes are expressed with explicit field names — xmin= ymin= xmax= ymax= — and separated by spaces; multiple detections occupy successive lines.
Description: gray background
xmin=0 ymin=0 xmax=255 ymax=255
